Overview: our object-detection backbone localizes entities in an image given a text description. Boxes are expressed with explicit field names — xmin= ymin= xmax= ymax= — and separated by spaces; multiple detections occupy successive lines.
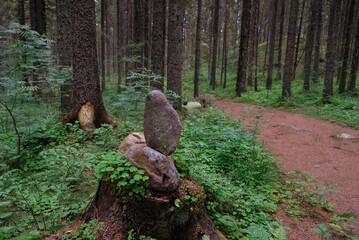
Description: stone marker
xmin=184 ymin=102 xmax=202 ymax=113
xmin=118 ymin=132 xmax=146 ymax=154
xmin=143 ymin=90 xmax=181 ymax=156
xmin=125 ymin=144 xmax=179 ymax=192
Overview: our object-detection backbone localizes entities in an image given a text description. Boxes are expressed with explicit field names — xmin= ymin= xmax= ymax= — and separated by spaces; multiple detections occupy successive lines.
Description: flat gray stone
xmin=143 ymin=90 xmax=181 ymax=156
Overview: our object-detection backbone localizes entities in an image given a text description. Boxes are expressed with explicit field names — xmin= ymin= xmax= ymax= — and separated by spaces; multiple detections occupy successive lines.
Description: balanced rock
xmin=143 ymin=90 xmax=181 ymax=156
xmin=125 ymin=144 xmax=179 ymax=192
xmin=118 ymin=132 xmax=146 ymax=154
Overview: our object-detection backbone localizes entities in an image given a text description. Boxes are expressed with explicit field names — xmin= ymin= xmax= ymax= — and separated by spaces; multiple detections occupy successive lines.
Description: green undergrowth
xmin=0 ymin=108 xmax=144 ymax=239
xmin=176 ymin=108 xmax=287 ymax=239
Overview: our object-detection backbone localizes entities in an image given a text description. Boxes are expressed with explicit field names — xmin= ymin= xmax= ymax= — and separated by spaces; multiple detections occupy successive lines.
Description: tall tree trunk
xmin=235 ymin=0 xmax=251 ymax=97
xmin=101 ymin=0 xmax=106 ymax=91
xmin=312 ymin=0 xmax=322 ymax=83
xmin=167 ymin=0 xmax=184 ymax=109
xmin=134 ymin=0 xmax=145 ymax=70
xmin=220 ymin=0 xmax=229 ymax=88
xmin=282 ymin=0 xmax=299 ymax=97
xmin=117 ymin=0 xmax=123 ymax=93
xmin=293 ymin=0 xmax=305 ymax=81
xmin=323 ymin=0 xmax=339 ymax=97
xmin=57 ymin=0 xmax=73 ymax=112
xmin=348 ymin=5 xmax=359 ymax=92
xmin=275 ymin=0 xmax=285 ymax=81
xmin=247 ymin=0 xmax=256 ymax=87
xmin=210 ymin=0 xmax=220 ymax=90
xmin=18 ymin=0 xmax=25 ymax=26
xmin=194 ymin=0 xmax=202 ymax=97
xmin=106 ymin=0 xmax=111 ymax=81
xmin=143 ymin=0 xmax=151 ymax=69
xmin=30 ymin=0 xmax=46 ymax=35
xmin=303 ymin=0 xmax=317 ymax=91
xmin=338 ymin=0 xmax=356 ymax=93
xmin=151 ymin=0 xmax=166 ymax=91
xmin=266 ymin=0 xmax=278 ymax=90
xmin=64 ymin=0 xmax=114 ymax=129
xmin=254 ymin=0 xmax=260 ymax=92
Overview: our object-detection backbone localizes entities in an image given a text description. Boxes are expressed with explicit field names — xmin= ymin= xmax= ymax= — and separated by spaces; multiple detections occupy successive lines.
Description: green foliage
xmin=176 ymin=109 xmax=281 ymax=239
xmin=94 ymin=152 xmax=149 ymax=198
xmin=280 ymin=171 xmax=339 ymax=220
xmin=0 ymin=23 xmax=71 ymax=165
xmin=313 ymin=224 xmax=332 ymax=240
xmin=127 ymin=229 xmax=157 ymax=240
xmin=61 ymin=220 xmax=104 ymax=240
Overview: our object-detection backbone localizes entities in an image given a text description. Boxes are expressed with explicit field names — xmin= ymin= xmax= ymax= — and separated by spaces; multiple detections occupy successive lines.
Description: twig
xmin=0 ymin=99 xmax=21 ymax=156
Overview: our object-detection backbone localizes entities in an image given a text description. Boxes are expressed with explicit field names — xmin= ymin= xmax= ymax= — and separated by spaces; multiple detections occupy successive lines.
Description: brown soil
xmin=215 ymin=99 xmax=359 ymax=240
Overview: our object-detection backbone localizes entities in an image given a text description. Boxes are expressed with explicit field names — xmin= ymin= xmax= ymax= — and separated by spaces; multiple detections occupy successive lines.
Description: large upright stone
xmin=143 ymin=90 xmax=181 ymax=156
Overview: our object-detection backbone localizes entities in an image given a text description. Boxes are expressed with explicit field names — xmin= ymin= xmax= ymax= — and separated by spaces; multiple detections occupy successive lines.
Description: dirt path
xmin=215 ymin=99 xmax=359 ymax=240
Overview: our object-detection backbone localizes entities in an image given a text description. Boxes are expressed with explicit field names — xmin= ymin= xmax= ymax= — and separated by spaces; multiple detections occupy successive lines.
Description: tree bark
xmin=151 ymin=0 xmax=166 ymax=91
xmin=338 ymin=0 xmax=356 ymax=93
xmin=57 ymin=0 xmax=73 ymax=112
xmin=282 ymin=0 xmax=299 ymax=97
xmin=194 ymin=0 xmax=202 ymax=97
xmin=348 ymin=7 xmax=359 ymax=92
xmin=117 ymin=0 xmax=123 ymax=93
xmin=323 ymin=0 xmax=339 ymax=97
xmin=303 ymin=0 xmax=317 ymax=91
xmin=30 ymin=0 xmax=46 ymax=35
xmin=266 ymin=0 xmax=278 ymax=90
xmin=63 ymin=0 xmax=114 ymax=129
xmin=167 ymin=0 xmax=184 ymax=109
xmin=235 ymin=0 xmax=251 ymax=97
xmin=275 ymin=0 xmax=285 ymax=81
xmin=210 ymin=0 xmax=220 ymax=90
xmin=18 ymin=0 xmax=25 ymax=26
xmin=134 ymin=0 xmax=145 ymax=70
xmin=254 ymin=0 xmax=260 ymax=92
xmin=101 ymin=0 xmax=106 ymax=91
xmin=312 ymin=0 xmax=322 ymax=83
xmin=293 ymin=0 xmax=305 ymax=81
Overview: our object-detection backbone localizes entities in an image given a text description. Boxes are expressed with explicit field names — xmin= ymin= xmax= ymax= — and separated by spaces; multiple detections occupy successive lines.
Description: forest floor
xmin=215 ymin=99 xmax=359 ymax=240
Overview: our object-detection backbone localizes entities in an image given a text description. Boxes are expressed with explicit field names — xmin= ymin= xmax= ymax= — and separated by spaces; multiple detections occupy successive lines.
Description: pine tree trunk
xmin=275 ymin=0 xmax=285 ymax=81
xmin=266 ymin=0 xmax=278 ymax=90
xmin=106 ymin=0 xmax=111 ymax=82
xmin=254 ymin=0 xmax=260 ymax=92
xmin=282 ymin=0 xmax=299 ymax=97
xmin=63 ymin=0 xmax=114 ymax=129
xmin=151 ymin=0 xmax=166 ymax=91
xmin=312 ymin=0 xmax=322 ymax=83
xmin=323 ymin=0 xmax=339 ymax=97
xmin=134 ymin=0 xmax=145 ymax=70
xmin=338 ymin=0 xmax=356 ymax=93
xmin=348 ymin=5 xmax=359 ymax=92
xmin=194 ymin=0 xmax=202 ymax=97
xmin=117 ymin=0 xmax=123 ymax=93
xmin=101 ymin=0 xmax=106 ymax=91
xmin=235 ymin=0 xmax=251 ymax=97
xmin=303 ymin=0 xmax=317 ymax=91
xmin=293 ymin=0 xmax=305 ymax=81
xmin=210 ymin=0 xmax=220 ymax=90
xmin=167 ymin=0 xmax=184 ymax=109
xmin=57 ymin=0 xmax=73 ymax=112
xmin=18 ymin=0 xmax=25 ymax=25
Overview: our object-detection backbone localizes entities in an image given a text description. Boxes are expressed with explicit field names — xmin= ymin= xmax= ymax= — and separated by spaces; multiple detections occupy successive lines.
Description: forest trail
xmin=215 ymin=99 xmax=359 ymax=240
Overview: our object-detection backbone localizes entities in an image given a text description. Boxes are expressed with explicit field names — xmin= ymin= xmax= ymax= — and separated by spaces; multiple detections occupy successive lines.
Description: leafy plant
xmin=94 ymin=152 xmax=149 ymax=198
xmin=61 ymin=220 xmax=104 ymax=240
xmin=313 ymin=224 xmax=332 ymax=240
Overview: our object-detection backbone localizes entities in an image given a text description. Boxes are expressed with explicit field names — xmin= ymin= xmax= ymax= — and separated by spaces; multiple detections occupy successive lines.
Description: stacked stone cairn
xmin=118 ymin=90 xmax=181 ymax=192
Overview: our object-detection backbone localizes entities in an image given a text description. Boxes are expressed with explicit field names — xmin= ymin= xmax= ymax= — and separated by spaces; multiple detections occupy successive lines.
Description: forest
xmin=0 ymin=0 xmax=358 ymax=239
